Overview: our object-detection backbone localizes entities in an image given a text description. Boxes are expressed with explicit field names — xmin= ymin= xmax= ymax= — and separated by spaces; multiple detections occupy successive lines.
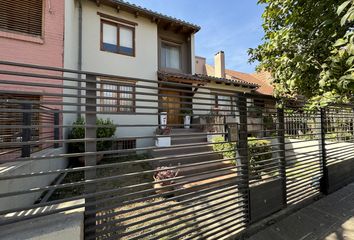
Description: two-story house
xmin=63 ymin=0 xmax=261 ymax=149
xmin=64 ymin=0 xmax=201 ymax=148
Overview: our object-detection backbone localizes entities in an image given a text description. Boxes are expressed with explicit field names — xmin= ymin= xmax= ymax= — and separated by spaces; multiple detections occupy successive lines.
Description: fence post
xmin=84 ymin=74 xmax=97 ymax=238
xmin=21 ymin=103 xmax=32 ymax=157
xmin=236 ymin=93 xmax=250 ymax=224
xmin=277 ymin=106 xmax=287 ymax=207
xmin=319 ymin=108 xmax=329 ymax=195
xmin=53 ymin=110 xmax=60 ymax=148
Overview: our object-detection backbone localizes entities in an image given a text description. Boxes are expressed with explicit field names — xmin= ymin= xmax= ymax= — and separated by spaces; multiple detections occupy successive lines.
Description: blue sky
xmin=127 ymin=0 xmax=265 ymax=73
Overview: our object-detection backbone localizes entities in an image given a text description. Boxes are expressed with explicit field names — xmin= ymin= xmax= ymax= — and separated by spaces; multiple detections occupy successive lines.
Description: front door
xmin=160 ymin=90 xmax=181 ymax=126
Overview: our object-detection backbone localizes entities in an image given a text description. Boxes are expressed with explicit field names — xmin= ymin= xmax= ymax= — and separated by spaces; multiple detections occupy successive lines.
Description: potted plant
xmin=155 ymin=127 xmax=171 ymax=147
xmin=68 ymin=117 xmax=116 ymax=164
xmin=153 ymin=166 xmax=179 ymax=195
xmin=181 ymin=109 xmax=193 ymax=129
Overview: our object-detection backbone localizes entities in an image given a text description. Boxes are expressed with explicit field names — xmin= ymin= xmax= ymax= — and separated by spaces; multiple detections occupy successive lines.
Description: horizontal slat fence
xmin=0 ymin=60 xmax=353 ymax=239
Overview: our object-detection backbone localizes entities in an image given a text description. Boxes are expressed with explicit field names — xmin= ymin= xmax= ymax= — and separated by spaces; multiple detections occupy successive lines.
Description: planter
xmin=160 ymin=112 xmax=168 ymax=129
xmin=184 ymin=115 xmax=191 ymax=129
xmin=153 ymin=179 xmax=174 ymax=195
xmin=155 ymin=136 xmax=171 ymax=147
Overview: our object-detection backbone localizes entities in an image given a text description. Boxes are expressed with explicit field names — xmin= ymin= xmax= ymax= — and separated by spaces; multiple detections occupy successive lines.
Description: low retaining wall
xmin=0 ymin=147 xmax=68 ymax=212
xmin=0 ymin=199 xmax=84 ymax=240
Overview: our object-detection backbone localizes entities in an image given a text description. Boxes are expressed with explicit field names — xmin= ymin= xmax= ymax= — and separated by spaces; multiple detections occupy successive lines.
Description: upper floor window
xmin=161 ymin=42 xmax=181 ymax=70
xmin=101 ymin=19 xmax=135 ymax=56
xmin=0 ymin=0 xmax=43 ymax=36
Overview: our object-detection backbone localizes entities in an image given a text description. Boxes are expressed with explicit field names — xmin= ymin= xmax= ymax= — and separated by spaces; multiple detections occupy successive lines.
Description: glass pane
xmin=120 ymin=27 xmax=133 ymax=48
xmin=103 ymin=23 xmax=117 ymax=45
xmin=101 ymin=84 xmax=118 ymax=112
xmin=217 ymin=95 xmax=231 ymax=114
xmin=161 ymin=44 xmax=181 ymax=69
xmin=119 ymin=85 xmax=134 ymax=112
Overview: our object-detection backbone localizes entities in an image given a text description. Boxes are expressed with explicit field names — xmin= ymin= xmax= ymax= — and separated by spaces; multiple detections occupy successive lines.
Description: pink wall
xmin=0 ymin=1 xmax=65 ymax=152
xmin=0 ymin=0 xmax=65 ymax=99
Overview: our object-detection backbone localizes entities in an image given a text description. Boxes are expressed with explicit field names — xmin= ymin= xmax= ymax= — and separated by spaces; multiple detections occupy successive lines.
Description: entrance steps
xmin=152 ymin=128 xmax=237 ymax=195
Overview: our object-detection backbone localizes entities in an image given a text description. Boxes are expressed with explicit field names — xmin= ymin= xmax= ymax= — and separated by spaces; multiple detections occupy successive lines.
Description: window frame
xmin=98 ymin=78 xmax=136 ymax=113
xmin=160 ymin=40 xmax=182 ymax=71
xmin=100 ymin=19 xmax=136 ymax=57
xmin=0 ymin=0 xmax=45 ymax=38
xmin=214 ymin=93 xmax=236 ymax=116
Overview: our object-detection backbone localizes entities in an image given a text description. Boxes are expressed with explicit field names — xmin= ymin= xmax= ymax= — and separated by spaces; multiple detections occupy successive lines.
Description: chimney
xmin=214 ymin=51 xmax=225 ymax=78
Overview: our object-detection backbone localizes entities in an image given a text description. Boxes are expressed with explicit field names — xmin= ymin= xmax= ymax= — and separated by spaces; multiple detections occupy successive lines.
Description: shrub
xmin=248 ymin=137 xmax=272 ymax=176
xmin=68 ymin=117 xmax=116 ymax=153
xmin=210 ymin=136 xmax=273 ymax=177
xmin=211 ymin=136 xmax=236 ymax=160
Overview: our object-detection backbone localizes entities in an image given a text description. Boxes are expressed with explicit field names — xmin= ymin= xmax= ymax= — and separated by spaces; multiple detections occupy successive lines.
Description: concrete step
xmin=171 ymin=136 xmax=207 ymax=145
xmin=178 ymin=160 xmax=234 ymax=176
xmin=158 ymin=152 xmax=222 ymax=167
xmin=171 ymin=128 xmax=203 ymax=133
xmin=152 ymin=145 xmax=212 ymax=158
xmin=175 ymin=169 xmax=238 ymax=195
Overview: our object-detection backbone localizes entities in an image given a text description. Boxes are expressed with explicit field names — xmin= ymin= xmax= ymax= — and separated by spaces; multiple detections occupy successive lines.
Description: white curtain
xmin=120 ymin=27 xmax=133 ymax=48
xmin=103 ymin=23 xmax=117 ymax=45
xmin=162 ymin=44 xmax=180 ymax=69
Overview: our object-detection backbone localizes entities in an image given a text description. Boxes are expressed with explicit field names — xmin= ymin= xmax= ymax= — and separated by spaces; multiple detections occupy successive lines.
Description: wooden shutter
xmin=0 ymin=0 xmax=43 ymax=36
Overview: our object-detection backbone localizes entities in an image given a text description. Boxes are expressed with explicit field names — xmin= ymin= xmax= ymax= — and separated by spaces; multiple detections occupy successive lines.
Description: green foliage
xmin=211 ymin=136 xmax=236 ymax=159
xmin=211 ymin=136 xmax=274 ymax=177
xmin=68 ymin=117 xmax=116 ymax=153
xmin=248 ymin=137 xmax=273 ymax=176
xmin=249 ymin=0 xmax=354 ymax=108
xmin=180 ymin=109 xmax=193 ymax=115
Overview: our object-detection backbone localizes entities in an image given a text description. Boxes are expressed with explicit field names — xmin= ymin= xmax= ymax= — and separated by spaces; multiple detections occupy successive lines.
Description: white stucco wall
xmin=63 ymin=0 xmax=80 ymax=141
xmin=64 ymin=0 xmax=160 ymax=148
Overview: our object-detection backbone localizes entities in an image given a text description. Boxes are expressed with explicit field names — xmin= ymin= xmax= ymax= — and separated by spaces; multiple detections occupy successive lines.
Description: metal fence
xmin=0 ymin=61 xmax=353 ymax=239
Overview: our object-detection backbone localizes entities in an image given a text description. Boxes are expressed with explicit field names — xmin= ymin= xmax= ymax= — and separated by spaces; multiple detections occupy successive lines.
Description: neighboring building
xmin=0 ymin=0 xmax=66 ymax=211
xmin=0 ymin=0 xmax=65 ymax=159
xmin=195 ymin=52 xmax=276 ymax=136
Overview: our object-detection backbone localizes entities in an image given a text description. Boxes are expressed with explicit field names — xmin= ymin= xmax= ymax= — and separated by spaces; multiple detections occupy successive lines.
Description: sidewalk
xmin=247 ymin=182 xmax=354 ymax=240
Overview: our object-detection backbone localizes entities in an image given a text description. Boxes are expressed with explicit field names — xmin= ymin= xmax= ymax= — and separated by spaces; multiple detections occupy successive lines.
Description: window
xmin=161 ymin=42 xmax=181 ymax=70
xmin=0 ymin=0 xmax=43 ymax=36
xmin=215 ymin=94 xmax=235 ymax=116
xmin=98 ymin=79 xmax=135 ymax=113
xmin=114 ymin=139 xmax=136 ymax=150
xmin=101 ymin=20 xmax=135 ymax=56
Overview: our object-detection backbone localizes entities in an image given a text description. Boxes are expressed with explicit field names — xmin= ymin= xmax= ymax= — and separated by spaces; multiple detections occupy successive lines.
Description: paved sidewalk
xmin=248 ymin=183 xmax=354 ymax=240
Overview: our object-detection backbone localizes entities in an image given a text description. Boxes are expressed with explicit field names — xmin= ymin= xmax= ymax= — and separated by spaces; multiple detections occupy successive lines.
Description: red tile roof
xmin=204 ymin=64 xmax=273 ymax=96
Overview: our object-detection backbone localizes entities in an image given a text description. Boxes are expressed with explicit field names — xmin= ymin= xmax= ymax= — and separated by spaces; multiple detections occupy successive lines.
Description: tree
xmin=249 ymin=0 xmax=354 ymax=108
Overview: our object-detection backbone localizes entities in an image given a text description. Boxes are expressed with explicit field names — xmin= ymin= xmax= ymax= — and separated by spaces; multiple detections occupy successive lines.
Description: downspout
xmin=77 ymin=0 xmax=83 ymax=118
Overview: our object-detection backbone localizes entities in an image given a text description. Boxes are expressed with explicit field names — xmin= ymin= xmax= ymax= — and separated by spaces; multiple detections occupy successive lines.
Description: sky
xmin=127 ymin=0 xmax=265 ymax=73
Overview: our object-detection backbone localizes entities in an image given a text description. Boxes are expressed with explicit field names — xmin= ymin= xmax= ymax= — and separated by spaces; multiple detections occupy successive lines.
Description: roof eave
xmin=94 ymin=0 xmax=201 ymax=33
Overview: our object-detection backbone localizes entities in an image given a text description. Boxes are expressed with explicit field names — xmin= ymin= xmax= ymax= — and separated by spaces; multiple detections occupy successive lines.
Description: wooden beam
xmin=151 ymin=17 xmax=156 ymax=23
xmin=175 ymin=25 xmax=183 ymax=34
xmin=96 ymin=0 xmax=100 ymax=7
xmin=164 ymin=22 xmax=174 ymax=31
xmin=116 ymin=5 xmax=120 ymax=12
xmin=135 ymin=11 xmax=139 ymax=18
